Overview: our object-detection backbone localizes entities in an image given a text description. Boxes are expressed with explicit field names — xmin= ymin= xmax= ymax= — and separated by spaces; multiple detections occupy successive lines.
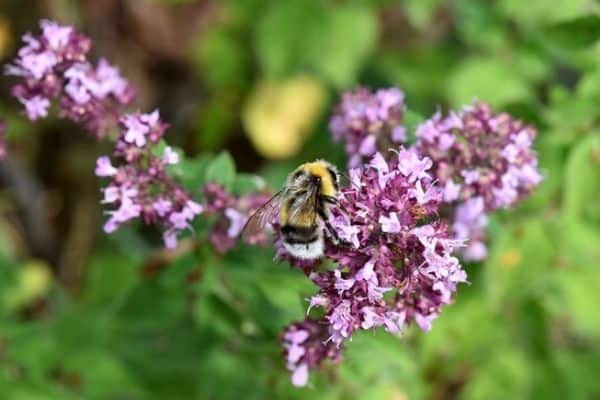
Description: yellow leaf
xmin=4 ymin=260 xmax=52 ymax=310
xmin=242 ymin=76 xmax=327 ymax=159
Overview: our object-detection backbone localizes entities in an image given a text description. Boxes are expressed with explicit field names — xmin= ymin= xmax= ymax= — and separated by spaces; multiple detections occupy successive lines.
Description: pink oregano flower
xmin=330 ymin=87 xmax=406 ymax=167
xmin=5 ymin=20 xmax=135 ymax=139
xmin=415 ymin=102 xmax=543 ymax=260
xmin=95 ymin=111 xmax=202 ymax=248
xmin=202 ymin=182 xmax=272 ymax=254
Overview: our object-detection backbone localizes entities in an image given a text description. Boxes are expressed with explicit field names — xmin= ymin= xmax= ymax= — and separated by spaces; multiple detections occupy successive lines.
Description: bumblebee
xmin=242 ymin=160 xmax=340 ymax=259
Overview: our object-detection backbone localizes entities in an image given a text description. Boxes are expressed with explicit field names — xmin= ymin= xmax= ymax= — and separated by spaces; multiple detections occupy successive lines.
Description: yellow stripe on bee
xmin=303 ymin=161 xmax=337 ymax=197
xmin=279 ymin=197 xmax=316 ymax=227
xmin=279 ymin=198 xmax=291 ymax=225
xmin=289 ymin=210 xmax=317 ymax=226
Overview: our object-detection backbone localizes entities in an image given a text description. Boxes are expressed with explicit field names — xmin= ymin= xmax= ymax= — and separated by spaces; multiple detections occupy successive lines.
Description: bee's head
xmin=291 ymin=160 xmax=338 ymax=197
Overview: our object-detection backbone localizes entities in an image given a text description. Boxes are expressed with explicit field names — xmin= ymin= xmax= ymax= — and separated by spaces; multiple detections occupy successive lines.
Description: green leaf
xmin=555 ymin=267 xmax=600 ymax=338
xmin=553 ymin=350 xmax=600 ymax=399
xmin=205 ymin=151 xmax=236 ymax=190
xmin=545 ymin=15 xmax=600 ymax=49
xmin=255 ymin=0 xmax=323 ymax=78
xmin=562 ymin=133 xmax=600 ymax=257
xmin=172 ymin=154 xmax=212 ymax=193
xmin=190 ymin=26 xmax=249 ymax=90
xmin=485 ymin=218 xmax=556 ymax=308
xmin=62 ymin=351 xmax=146 ymax=397
xmin=150 ymin=139 xmax=169 ymax=158
xmin=255 ymin=2 xmax=377 ymax=87
xmin=232 ymin=173 xmax=266 ymax=195
xmin=500 ymin=0 xmax=589 ymax=25
xmin=563 ymin=134 xmax=600 ymax=221
xmin=195 ymin=96 xmax=236 ymax=151
xmin=516 ymin=135 xmax=564 ymax=211
xmin=305 ymin=5 xmax=378 ymax=88
xmin=341 ymin=333 xmax=426 ymax=399
xmin=447 ymin=57 xmax=532 ymax=107
xmin=453 ymin=0 xmax=507 ymax=50
xmin=419 ymin=291 xmax=504 ymax=371
xmin=461 ymin=347 xmax=532 ymax=400
xmin=81 ymin=250 xmax=139 ymax=308
xmin=403 ymin=0 xmax=441 ymax=29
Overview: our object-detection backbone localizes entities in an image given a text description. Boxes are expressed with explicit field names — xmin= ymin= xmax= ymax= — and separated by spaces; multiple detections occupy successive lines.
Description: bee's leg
xmin=317 ymin=206 xmax=343 ymax=245
xmin=325 ymin=219 xmax=342 ymax=244
xmin=322 ymin=195 xmax=341 ymax=207
xmin=321 ymin=195 xmax=354 ymax=218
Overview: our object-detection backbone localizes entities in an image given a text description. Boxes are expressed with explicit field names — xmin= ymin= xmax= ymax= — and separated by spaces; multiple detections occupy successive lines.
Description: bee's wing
xmin=288 ymin=184 xmax=319 ymax=227
xmin=241 ymin=191 xmax=283 ymax=240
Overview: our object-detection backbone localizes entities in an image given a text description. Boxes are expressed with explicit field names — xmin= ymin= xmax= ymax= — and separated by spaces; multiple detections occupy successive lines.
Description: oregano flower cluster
xmin=330 ymin=87 xmax=406 ymax=167
xmin=278 ymin=89 xmax=542 ymax=386
xmin=95 ymin=111 xmax=202 ymax=248
xmin=280 ymin=149 xmax=467 ymax=385
xmin=5 ymin=20 xmax=134 ymax=138
xmin=415 ymin=102 xmax=542 ymax=260
xmin=3 ymin=20 xmax=199 ymax=247
xmin=202 ymin=182 xmax=272 ymax=253
xmin=329 ymin=89 xmax=543 ymax=261
xmin=282 ymin=319 xmax=342 ymax=387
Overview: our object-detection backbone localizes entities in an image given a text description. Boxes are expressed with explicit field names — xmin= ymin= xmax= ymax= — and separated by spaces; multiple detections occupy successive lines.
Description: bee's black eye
xmin=326 ymin=167 xmax=339 ymax=190
xmin=292 ymin=170 xmax=304 ymax=180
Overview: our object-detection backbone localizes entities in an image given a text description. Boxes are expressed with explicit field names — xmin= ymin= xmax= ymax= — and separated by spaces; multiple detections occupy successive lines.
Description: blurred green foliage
xmin=1 ymin=0 xmax=600 ymax=399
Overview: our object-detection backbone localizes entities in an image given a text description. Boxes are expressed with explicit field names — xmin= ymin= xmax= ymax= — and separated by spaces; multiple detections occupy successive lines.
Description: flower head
xmin=415 ymin=102 xmax=543 ymax=259
xmin=96 ymin=111 xmax=201 ymax=248
xmin=6 ymin=20 xmax=134 ymax=139
xmin=202 ymin=182 xmax=272 ymax=253
xmin=278 ymin=148 xmax=466 ymax=381
xmin=452 ymin=197 xmax=488 ymax=261
xmin=330 ymin=87 xmax=406 ymax=167
xmin=415 ymin=102 xmax=542 ymax=211
xmin=281 ymin=319 xmax=342 ymax=387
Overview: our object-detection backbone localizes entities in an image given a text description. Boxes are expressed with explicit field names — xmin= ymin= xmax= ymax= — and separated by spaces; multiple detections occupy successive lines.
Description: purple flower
xmin=20 ymin=51 xmax=57 ymax=80
xmin=96 ymin=112 xmax=200 ymax=248
xmin=5 ymin=20 xmax=134 ymax=139
xmin=21 ymin=96 xmax=50 ymax=120
xmin=415 ymin=102 xmax=543 ymax=260
xmin=397 ymin=147 xmax=433 ymax=183
xmin=416 ymin=102 xmax=542 ymax=211
xmin=443 ymin=180 xmax=461 ymax=202
xmin=153 ymin=198 xmax=172 ymax=217
xmin=278 ymin=148 xmax=466 ymax=382
xmin=392 ymin=126 xmax=407 ymax=142
xmin=41 ymin=20 xmax=73 ymax=50
xmin=225 ymin=208 xmax=246 ymax=238
xmin=328 ymin=214 xmax=360 ymax=248
xmin=452 ymin=197 xmax=488 ymax=261
xmin=379 ymin=212 xmax=401 ymax=233
xmin=203 ymin=182 xmax=273 ymax=254
xmin=162 ymin=146 xmax=179 ymax=165
xmin=330 ymin=87 xmax=406 ymax=167
xmin=95 ymin=156 xmax=117 ymax=177
xmin=123 ymin=113 xmax=150 ymax=147
xmin=281 ymin=319 xmax=342 ymax=387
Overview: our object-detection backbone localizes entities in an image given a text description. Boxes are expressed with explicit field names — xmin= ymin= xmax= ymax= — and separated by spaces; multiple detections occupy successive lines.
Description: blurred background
xmin=0 ymin=0 xmax=599 ymax=399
